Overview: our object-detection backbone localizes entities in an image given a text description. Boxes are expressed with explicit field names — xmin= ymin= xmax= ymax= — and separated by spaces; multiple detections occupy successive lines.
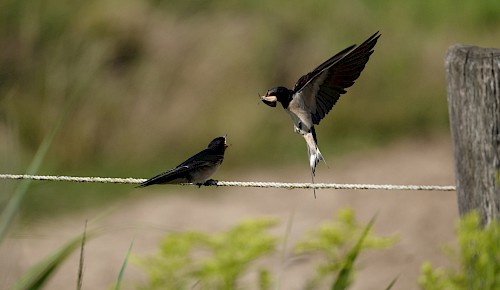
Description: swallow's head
xmin=208 ymin=136 xmax=228 ymax=152
xmin=260 ymin=87 xmax=291 ymax=108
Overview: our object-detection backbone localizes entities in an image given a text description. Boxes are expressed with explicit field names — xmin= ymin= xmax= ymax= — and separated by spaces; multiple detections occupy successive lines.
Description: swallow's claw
xmin=203 ymin=179 xmax=219 ymax=186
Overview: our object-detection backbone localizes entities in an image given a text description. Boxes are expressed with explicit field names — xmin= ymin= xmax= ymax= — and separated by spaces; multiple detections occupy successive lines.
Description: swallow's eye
xmin=266 ymin=90 xmax=275 ymax=96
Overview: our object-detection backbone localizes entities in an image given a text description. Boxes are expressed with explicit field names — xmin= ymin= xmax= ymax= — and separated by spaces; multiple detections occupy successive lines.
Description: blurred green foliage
xmin=137 ymin=218 xmax=278 ymax=290
xmin=418 ymin=211 xmax=500 ymax=290
xmin=137 ymin=208 xmax=397 ymax=290
xmin=295 ymin=209 xmax=398 ymax=289
xmin=1 ymin=0 xmax=500 ymax=216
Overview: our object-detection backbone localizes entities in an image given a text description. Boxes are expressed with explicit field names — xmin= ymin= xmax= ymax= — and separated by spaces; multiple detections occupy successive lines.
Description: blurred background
xmin=1 ymin=0 xmax=500 ymax=288
xmin=2 ymin=0 xmax=499 ymax=217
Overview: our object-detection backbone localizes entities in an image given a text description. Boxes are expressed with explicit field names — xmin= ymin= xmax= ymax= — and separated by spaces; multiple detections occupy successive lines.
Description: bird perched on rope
xmin=260 ymin=32 xmax=380 ymax=197
xmin=137 ymin=136 xmax=228 ymax=187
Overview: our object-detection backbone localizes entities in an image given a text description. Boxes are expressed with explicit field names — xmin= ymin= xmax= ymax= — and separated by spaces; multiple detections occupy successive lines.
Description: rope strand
xmin=0 ymin=174 xmax=456 ymax=191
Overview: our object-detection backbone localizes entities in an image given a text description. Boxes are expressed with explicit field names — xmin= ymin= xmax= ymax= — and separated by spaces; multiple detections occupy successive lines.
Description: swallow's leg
xmin=198 ymin=179 xmax=219 ymax=187
xmin=294 ymin=124 xmax=301 ymax=134
xmin=205 ymin=179 xmax=219 ymax=186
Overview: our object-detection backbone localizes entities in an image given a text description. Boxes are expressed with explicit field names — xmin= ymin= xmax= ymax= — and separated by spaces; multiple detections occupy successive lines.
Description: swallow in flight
xmin=260 ymin=32 xmax=380 ymax=196
xmin=137 ymin=136 xmax=228 ymax=187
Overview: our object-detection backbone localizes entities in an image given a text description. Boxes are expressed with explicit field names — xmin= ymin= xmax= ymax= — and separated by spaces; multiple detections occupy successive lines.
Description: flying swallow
xmin=260 ymin=32 xmax=380 ymax=196
xmin=137 ymin=136 xmax=228 ymax=187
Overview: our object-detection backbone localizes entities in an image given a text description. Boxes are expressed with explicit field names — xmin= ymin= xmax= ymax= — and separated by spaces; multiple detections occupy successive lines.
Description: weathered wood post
xmin=445 ymin=44 xmax=500 ymax=225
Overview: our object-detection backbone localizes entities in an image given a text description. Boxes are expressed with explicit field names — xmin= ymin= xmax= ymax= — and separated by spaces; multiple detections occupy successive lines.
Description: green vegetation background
xmin=1 ymin=0 xmax=500 ymax=217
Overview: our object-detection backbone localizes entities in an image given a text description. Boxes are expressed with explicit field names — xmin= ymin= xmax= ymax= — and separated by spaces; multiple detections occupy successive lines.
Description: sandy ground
xmin=0 ymin=136 xmax=459 ymax=290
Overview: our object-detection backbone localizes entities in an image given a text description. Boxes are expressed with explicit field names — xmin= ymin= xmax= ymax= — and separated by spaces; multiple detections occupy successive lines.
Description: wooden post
xmin=445 ymin=44 xmax=500 ymax=225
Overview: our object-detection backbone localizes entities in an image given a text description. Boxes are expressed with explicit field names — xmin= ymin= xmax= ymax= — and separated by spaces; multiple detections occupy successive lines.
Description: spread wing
xmin=293 ymin=32 xmax=380 ymax=125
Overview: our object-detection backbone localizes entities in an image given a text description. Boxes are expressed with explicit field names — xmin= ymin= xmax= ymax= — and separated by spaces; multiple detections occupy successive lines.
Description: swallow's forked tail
xmin=303 ymin=131 xmax=325 ymax=199
xmin=303 ymin=132 xmax=325 ymax=176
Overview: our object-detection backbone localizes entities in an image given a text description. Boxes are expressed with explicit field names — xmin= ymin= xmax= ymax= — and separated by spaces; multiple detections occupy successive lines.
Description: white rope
xmin=0 ymin=174 xmax=456 ymax=191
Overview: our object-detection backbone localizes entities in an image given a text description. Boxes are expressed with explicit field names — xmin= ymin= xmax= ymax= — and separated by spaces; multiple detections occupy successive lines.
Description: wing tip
xmin=135 ymin=180 xmax=153 ymax=188
xmin=361 ymin=31 xmax=381 ymax=49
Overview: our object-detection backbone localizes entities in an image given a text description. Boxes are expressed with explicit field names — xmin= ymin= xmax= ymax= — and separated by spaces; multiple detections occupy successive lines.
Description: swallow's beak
xmin=223 ymin=135 xmax=229 ymax=149
xmin=260 ymin=95 xmax=277 ymax=107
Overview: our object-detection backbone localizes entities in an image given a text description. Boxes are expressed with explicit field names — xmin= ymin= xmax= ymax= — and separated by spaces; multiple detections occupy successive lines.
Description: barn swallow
xmin=137 ymin=136 xmax=228 ymax=187
xmin=261 ymin=32 xmax=380 ymax=196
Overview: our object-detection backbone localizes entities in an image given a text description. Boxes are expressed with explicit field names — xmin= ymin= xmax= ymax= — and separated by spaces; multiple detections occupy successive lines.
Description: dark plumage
xmin=260 ymin=32 xmax=380 ymax=197
xmin=137 ymin=136 xmax=228 ymax=187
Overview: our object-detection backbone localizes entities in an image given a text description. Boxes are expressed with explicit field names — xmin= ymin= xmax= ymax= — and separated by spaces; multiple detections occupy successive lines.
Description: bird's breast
xmin=287 ymin=98 xmax=313 ymax=133
xmin=189 ymin=161 xmax=222 ymax=184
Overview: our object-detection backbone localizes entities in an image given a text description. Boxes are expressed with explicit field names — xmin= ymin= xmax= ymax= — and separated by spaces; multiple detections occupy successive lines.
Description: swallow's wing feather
xmin=293 ymin=44 xmax=356 ymax=93
xmin=137 ymin=159 xmax=222 ymax=187
xmin=136 ymin=166 xmax=191 ymax=187
xmin=178 ymin=149 xmax=224 ymax=167
xmin=293 ymin=32 xmax=380 ymax=125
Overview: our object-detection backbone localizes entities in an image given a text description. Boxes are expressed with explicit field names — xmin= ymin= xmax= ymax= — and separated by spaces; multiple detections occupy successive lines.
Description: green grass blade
xmin=0 ymin=124 xmax=60 ymax=242
xmin=275 ymin=209 xmax=295 ymax=290
xmin=9 ymin=232 xmax=91 ymax=290
xmin=384 ymin=275 xmax=399 ymax=290
xmin=0 ymin=76 xmax=82 ymax=243
xmin=114 ymin=237 xmax=135 ymax=290
xmin=331 ymin=216 xmax=376 ymax=290
xmin=77 ymin=221 xmax=88 ymax=290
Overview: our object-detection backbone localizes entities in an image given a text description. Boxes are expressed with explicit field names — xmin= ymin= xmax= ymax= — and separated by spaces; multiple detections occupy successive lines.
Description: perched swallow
xmin=261 ymin=32 xmax=380 ymax=195
xmin=137 ymin=136 xmax=228 ymax=187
